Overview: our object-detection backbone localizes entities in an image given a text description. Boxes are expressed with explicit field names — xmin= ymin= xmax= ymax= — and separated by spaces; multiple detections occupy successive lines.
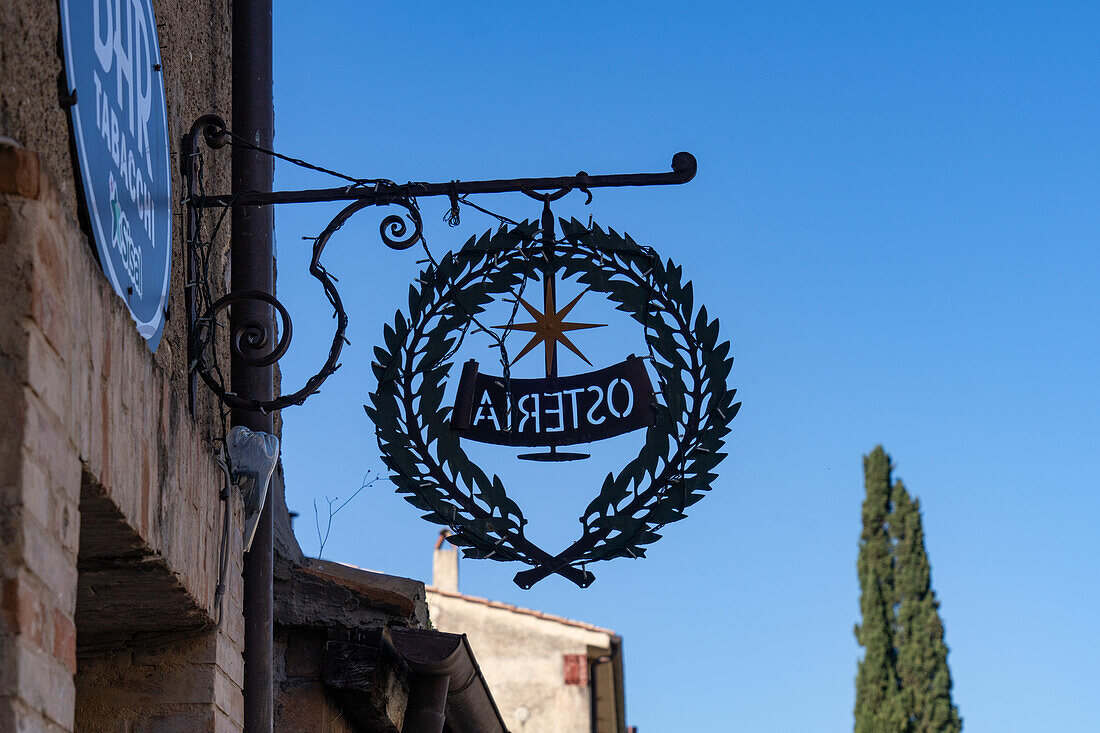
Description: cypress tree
xmin=854 ymin=447 xmax=906 ymax=733
xmin=890 ymin=480 xmax=962 ymax=733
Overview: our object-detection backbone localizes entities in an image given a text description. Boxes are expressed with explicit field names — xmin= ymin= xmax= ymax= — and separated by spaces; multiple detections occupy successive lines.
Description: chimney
xmin=432 ymin=530 xmax=459 ymax=593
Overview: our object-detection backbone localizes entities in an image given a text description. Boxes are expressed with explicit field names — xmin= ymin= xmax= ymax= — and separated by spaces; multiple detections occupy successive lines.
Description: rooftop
xmin=426 ymin=585 xmax=616 ymax=636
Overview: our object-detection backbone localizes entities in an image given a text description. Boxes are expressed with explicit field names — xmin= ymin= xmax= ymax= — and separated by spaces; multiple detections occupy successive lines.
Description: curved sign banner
xmin=59 ymin=0 xmax=173 ymax=351
xmin=451 ymin=357 xmax=655 ymax=447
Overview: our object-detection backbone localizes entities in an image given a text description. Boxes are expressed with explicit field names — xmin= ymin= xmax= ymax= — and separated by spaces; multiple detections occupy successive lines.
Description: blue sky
xmin=271 ymin=3 xmax=1100 ymax=730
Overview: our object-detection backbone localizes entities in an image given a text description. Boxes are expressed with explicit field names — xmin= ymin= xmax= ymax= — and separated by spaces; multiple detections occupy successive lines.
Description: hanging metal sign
xmin=177 ymin=116 xmax=730 ymax=587
xmin=59 ymin=0 xmax=173 ymax=351
xmin=368 ymin=216 xmax=740 ymax=589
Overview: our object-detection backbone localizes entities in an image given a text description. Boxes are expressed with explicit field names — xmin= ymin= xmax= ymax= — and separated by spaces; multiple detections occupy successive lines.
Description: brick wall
xmin=0 ymin=144 xmax=82 ymax=732
xmin=0 ymin=1 xmax=245 ymax=729
xmin=1 ymin=144 xmax=243 ymax=730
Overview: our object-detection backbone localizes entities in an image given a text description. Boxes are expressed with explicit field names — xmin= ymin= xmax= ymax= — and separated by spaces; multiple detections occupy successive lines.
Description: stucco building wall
xmin=428 ymin=588 xmax=616 ymax=733
xmin=426 ymin=541 xmax=627 ymax=733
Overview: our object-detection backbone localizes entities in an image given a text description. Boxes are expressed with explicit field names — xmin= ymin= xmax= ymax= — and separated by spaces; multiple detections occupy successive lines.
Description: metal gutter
xmin=390 ymin=627 xmax=508 ymax=733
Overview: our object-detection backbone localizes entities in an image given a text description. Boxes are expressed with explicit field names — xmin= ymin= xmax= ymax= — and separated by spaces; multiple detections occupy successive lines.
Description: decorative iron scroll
xmin=183 ymin=113 xmax=695 ymax=413
xmin=367 ymin=220 xmax=739 ymax=588
xmin=187 ymin=193 xmax=418 ymax=413
xmin=184 ymin=116 xmax=425 ymax=413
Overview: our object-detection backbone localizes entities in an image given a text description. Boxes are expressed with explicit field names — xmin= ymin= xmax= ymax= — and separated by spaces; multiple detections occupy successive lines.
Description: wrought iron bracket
xmin=183 ymin=114 xmax=696 ymax=413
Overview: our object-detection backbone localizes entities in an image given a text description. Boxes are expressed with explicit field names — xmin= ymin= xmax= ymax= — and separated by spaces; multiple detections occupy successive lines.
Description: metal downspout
xmin=232 ymin=0 xmax=275 ymax=730
xmin=403 ymin=674 xmax=451 ymax=733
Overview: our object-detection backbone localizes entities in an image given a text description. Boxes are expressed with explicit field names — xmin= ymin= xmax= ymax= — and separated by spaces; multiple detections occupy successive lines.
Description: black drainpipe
xmin=403 ymin=674 xmax=451 ymax=733
xmin=232 ymin=0 xmax=275 ymax=730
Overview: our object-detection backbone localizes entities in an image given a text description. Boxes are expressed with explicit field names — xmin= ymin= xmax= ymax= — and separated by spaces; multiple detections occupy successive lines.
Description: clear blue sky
xmin=271 ymin=3 xmax=1100 ymax=730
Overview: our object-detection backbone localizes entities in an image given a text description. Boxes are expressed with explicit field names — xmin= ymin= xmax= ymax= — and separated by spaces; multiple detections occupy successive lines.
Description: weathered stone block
xmin=22 ymin=509 xmax=78 ymax=612
xmin=5 ymin=698 xmax=71 ymax=733
xmin=214 ymin=708 xmax=240 ymax=733
xmin=26 ymin=329 xmax=69 ymax=429
xmin=0 ymin=145 xmax=41 ymax=199
xmin=214 ymin=665 xmax=244 ymax=728
xmin=52 ymin=607 xmax=76 ymax=674
xmin=13 ymin=640 xmax=75 ymax=729
xmin=31 ymin=226 xmax=72 ymax=353
xmin=215 ymin=632 xmax=245 ymax=685
xmin=1 ymin=575 xmax=45 ymax=647
xmin=134 ymin=710 xmax=214 ymax=733
xmin=53 ymin=495 xmax=80 ymax=559
xmin=285 ymin=628 xmax=324 ymax=678
xmin=21 ymin=392 xmax=80 ymax=504
xmin=19 ymin=452 xmax=50 ymax=532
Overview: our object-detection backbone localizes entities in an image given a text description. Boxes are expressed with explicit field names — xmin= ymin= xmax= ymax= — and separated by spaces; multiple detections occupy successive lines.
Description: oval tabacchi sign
xmin=59 ymin=0 xmax=172 ymax=351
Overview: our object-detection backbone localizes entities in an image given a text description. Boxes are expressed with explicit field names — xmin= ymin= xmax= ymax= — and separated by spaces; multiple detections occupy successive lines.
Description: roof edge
xmin=426 ymin=586 xmax=616 ymax=635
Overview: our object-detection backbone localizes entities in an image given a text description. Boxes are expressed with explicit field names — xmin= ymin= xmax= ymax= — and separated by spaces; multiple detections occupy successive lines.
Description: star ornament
xmin=494 ymin=290 xmax=605 ymax=375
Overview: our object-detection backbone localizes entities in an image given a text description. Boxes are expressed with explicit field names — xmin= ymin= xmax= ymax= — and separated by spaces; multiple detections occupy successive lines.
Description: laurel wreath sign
xmin=366 ymin=219 xmax=739 ymax=588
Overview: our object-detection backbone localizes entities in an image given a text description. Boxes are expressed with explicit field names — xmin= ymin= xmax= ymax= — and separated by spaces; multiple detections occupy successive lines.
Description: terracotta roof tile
xmin=426 ymin=586 xmax=615 ymax=635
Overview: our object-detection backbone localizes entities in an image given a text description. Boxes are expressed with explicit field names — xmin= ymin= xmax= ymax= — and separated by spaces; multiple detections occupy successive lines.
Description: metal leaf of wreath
xmin=367 ymin=219 xmax=740 ymax=588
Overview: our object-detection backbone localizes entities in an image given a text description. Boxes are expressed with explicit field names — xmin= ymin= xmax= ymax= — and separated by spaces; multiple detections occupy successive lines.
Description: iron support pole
xmin=233 ymin=0 xmax=274 ymax=730
xmin=193 ymin=150 xmax=697 ymax=208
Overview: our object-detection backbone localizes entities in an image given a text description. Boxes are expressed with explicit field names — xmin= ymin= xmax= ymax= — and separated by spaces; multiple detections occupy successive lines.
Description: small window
xmin=563 ymin=653 xmax=588 ymax=686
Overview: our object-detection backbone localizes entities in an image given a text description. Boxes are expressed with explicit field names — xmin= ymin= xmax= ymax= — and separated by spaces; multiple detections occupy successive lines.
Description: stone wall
xmin=74 ymin=632 xmax=244 ymax=732
xmin=273 ymin=559 xmax=430 ymax=731
xmin=273 ymin=630 xmax=359 ymax=733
